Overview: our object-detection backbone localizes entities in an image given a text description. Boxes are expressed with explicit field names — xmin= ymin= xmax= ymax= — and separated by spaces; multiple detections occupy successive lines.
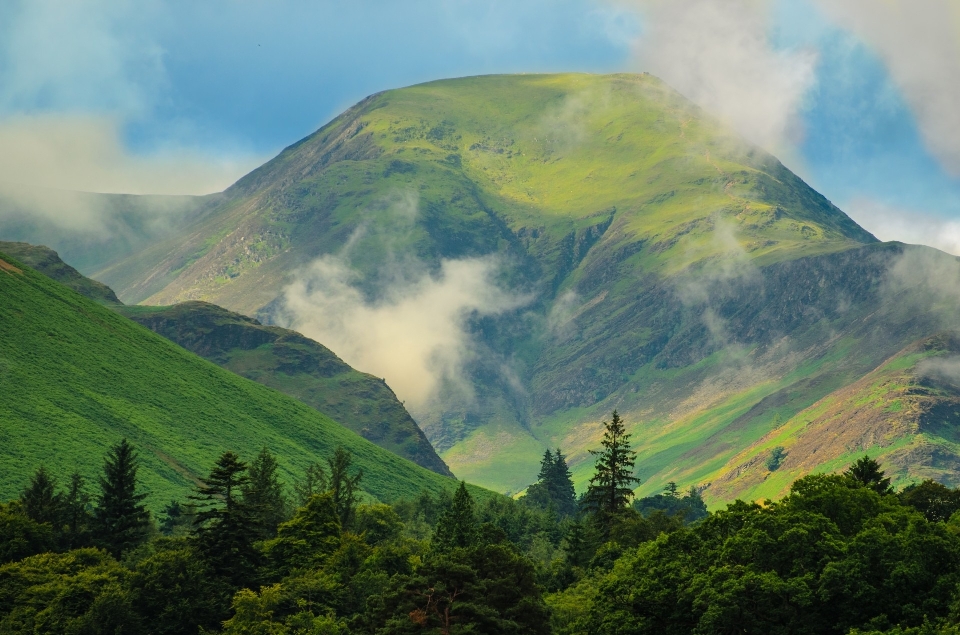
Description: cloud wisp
xmin=273 ymin=192 xmax=529 ymax=412
xmin=811 ymin=0 xmax=960 ymax=177
xmin=620 ymin=0 xmax=817 ymax=155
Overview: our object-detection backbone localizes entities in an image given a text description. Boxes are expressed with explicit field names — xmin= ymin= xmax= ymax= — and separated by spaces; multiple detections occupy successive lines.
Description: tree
xmin=583 ymin=410 xmax=640 ymax=530
xmin=243 ymin=446 xmax=288 ymax=539
xmin=900 ymin=479 xmax=960 ymax=522
xmin=61 ymin=472 xmax=93 ymax=549
xmin=844 ymin=455 xmax=893 ymax=495
xmin=192 ymin=451 xmax=260 ymax=587
xmin=433 ymin=481 xmax=478 ymax=551
xmin=293 ymin=461 xmax=328 ymax=507
xmin=93 ymin=439 xmax=150 ymax=558
xmin=21 ymin=466 xmax=63 ymax=527
xmin=327 ymin=447 xmax=362 ymax=528
xmin=525 ymin=449 xmax=578 ymax=518
xmin=262 ymin=492 xmax=341 ymax=578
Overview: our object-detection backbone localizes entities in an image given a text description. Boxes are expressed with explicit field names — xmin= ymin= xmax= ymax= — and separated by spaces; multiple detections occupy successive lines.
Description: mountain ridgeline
xmin=8 ymin=73 xmax=960 ymax=500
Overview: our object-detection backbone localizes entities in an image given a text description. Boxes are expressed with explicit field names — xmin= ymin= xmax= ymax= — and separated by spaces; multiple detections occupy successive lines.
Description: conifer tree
xmin=21 ymin=466 xmax=62 ymax=526
xmin=433 ymin=481 xmax=478 ymax=551
xmin=93 ymin=439 xmax=150 ymax=557
xmin=525 ymin=449 xmax=578 ymax=518
xmin=61 ymin=472 xmax=92 ymax=549
xmin=243 ymin=447 xmax=288 ymax=539
xmin=844 ymin=455 xmax=893 ymax=495
xmin=327 ymin=447 xmax=362 ymax=528
xmin=293 ymin=461 xmax=328 ymax=507
xmin=192 ymin=451 xmax=260 ymax=587
xmin=583 ymin=410 xmax=640 ymax=529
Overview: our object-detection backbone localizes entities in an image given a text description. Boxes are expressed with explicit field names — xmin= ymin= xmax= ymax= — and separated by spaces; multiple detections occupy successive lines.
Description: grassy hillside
xmin=0 ymin=241 xmax=120 ymax=305
xmin=36 ymin=73 xmax=960 ymax=497
xmin=116 ymin=301 xmax=452 ymax=476
xmin=0 ymin=250 xmax=477 ymax=507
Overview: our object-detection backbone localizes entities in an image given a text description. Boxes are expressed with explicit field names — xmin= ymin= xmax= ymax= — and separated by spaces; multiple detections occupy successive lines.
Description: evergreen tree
xmin=583 ymin=410 xmax=640 ymax=531
xmin=293 ymin=461 xmax=328 ymax=507
xmin=20 ymin=466 xmax=62 ymax=526
xmin=93 ymin=439 xmax=150 ymax=557
xmin=192 ymin=451 xmax=260 ymax=588
xmin=844 ymin=455 xmax=893 ymax=495
xmin=433 ymin=481 xmax=478 ymax=551
xmin=327 ymin=447 xmax=362 ymax=528
xmin=243 ymin=446 xmax=288 ymax=539
xmin=61 ymin=472 xmax=92 ymax=549
xmin=524 ymin=449 xmax=578 ymax=518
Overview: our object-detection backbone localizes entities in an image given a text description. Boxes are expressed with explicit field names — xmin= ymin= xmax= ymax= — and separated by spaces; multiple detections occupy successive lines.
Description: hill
xmin=0 ymin=249 xmax=473 ymax=506
xmin=14 ymin=73 xmax=960 ymax=499
xmin=0 ymin=241 xmax=120 ymax=305
xmin=116 ymin=301 xmax=452 ymax=476
xmin=1 ymin=241 xmax=451 ymax=476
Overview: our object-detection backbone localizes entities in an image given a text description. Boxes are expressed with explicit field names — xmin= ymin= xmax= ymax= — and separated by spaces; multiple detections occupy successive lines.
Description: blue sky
xmin=1 ymin=0 xmax=959 ymax=251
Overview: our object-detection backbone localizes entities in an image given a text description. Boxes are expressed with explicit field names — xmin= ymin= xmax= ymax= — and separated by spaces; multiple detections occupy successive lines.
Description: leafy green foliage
xmin=845 ymin=454 xmax=895 ymax=495
xmin=632 ymin=483 xmax=707 ymax=524
xmin=243 ymin=447 xmax=290 ymax=539
xmin=766 ymin=445 xmax=787 ymax=471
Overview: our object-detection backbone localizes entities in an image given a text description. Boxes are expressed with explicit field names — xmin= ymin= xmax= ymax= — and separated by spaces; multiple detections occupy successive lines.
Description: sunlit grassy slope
xmin=86 ymin=74 xmax=960 ymax=499
xmin=0 ymin=251 xmax=478 ymax=507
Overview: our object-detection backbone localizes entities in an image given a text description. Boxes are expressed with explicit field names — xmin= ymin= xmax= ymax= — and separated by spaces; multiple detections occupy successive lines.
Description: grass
xmin=0 ymin=252 xmax=487 ymax=508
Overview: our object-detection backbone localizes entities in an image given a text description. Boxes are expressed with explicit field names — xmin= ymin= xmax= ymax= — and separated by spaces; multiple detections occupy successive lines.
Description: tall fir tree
xmin=583 ymin=410 xmax=640 ymax=531
xmin=293 ymin=461 xmax=328 ymax=507
xmin=61 ymin=472 xmax=92 ymax=549
xmin=192 ymin=451 xmax=260 ymax=588
xmin=20 ymin=466 xmax=62 ymax=526
xmin=524 ymin=449 xmax=578 ymax=518
xmin=243 ymin=446 xmax=288 ymax=539
xmin=327 ymin=447 xmax=362 ymax=529
xmin=93 ymin=439 xmax=150 ymax=558
xmin=844 ymin=455 xmax=893 ymax=495
xmin=433 ymin=481 xmax=478 ymax=551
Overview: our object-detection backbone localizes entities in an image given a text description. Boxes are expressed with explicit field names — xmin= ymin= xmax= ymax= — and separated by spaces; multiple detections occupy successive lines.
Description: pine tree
xmin=293 ymin=462 xmax=328 ymax=507
xmin=844 ymin=455 xmax=893 ymax=495
xmin=524 ymin=449 xmax=578 ymax=518
xmin=433 ymin=481 xmax=478 ymax=551
xmin=192 ymin=451 xmax=260 ymax=587
xmin=93 ymin=439 xmax=150 ymax=558
xmin=21 ymin=466 xmax=62 ymax=526
xmin=243 ymin=447 xmax=288 ymax=539
xmin=583 ymin=410 xmax=640 ymax=530
xmin=327 ymin=447 xmax=362 ymax=529
xmin=61 ymin=472 xmax=92 ymax=549
xmin=548 ymin=449 xmax=578 ymax=518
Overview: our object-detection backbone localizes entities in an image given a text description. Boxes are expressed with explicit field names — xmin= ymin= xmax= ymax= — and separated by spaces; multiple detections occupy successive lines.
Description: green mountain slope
xmin=0 ymin=241 xmax=120 ymax=305
xmin=0 ymin=250 xmax=473 ymax=506
xmin=46 ymin=73 xmax=960 ymax=498
xmin=2 ymin=242 xmax=451 ymax=476
xmin=116 ymin=301 xmax=453 ymax=476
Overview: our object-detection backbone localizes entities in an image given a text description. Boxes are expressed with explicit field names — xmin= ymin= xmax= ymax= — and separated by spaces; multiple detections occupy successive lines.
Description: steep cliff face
xmin=119 ymin=302 xmax=453 ymax=477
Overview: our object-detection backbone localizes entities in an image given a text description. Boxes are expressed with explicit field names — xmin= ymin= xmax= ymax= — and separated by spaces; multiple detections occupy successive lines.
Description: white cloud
xmin=811 ymin=0 xmax=960 ymax=176
xmin=618 ymin=0 xmax=818 ymax=154
xmin=274 ymin=191 xmax=530 ymax=411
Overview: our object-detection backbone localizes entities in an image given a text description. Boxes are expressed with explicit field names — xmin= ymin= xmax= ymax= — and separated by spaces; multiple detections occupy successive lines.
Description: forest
xmin=4 ymin=412 xmax=960 ymax=634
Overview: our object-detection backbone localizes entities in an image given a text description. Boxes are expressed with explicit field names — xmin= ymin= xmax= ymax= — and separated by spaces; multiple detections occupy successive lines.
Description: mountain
xmin=16 ymin=73 xmax=960 ymax=500
xmin=0 ymin=248 xmax=472 ymax=506
xmin=0 ymin=241 xmax=120 ymax=305
xmin=0 ymin=242 xmax=450 ymax=476
xmin=116 ymin=302 xmax=453 ymax=476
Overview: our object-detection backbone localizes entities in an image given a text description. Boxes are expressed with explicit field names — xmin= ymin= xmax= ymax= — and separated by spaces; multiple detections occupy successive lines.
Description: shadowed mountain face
xmin=19 ymin=73 xmax=960 ymax=498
